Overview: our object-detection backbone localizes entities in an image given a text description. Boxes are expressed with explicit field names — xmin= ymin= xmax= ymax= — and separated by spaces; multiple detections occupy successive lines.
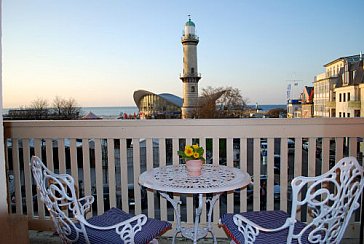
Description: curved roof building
xmin=133 ymin=90 xmax=183 ymax=119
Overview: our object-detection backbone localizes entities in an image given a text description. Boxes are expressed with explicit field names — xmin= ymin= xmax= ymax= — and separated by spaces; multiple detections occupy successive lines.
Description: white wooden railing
xmin=3 ymin=118 xmax=364 ymax=239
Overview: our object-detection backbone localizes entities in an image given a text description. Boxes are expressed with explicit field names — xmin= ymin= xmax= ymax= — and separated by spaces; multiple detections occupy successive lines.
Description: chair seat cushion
xmin=69 ymin=208 xmax=171 ymax=243
xmin=220 ymin=210 xmax=310 ymax=244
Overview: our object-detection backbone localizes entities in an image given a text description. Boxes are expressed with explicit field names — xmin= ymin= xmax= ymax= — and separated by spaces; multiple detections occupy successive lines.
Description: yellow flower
xmin=184 ymin=146 xmax=193 ymax=157
xmin=193 ymin=152 xmax=200 ymax=159
xmin=192 ymin=144 xmax=199 ymax=149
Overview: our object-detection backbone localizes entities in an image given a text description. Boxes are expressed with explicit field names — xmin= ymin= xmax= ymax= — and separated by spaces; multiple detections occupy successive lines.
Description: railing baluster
xmin=146 ymin=138 xmax=155 ymax=218
xmin=307 ymin=137 xmax=316 ymax=223
xmin=294 ymin=137 xmax=302 ymax=221
xmin=82 ymin=138 xmax=92 ymax=218
xmin=133 ymin=138 xmax=142 ymax=214
xmin=322 ymin=138 xmax=330 ymax=173
xmin=213 ymin=138 xmax=220 ymax=223
xmin=240 ymin=138 xmax=248 ymax=212
xmin=186 ymin=138 xmax=193 ymax=224
xmin=199 ymin=137 xmax=207 ymax=224
xmin=70 ymin=139 xmax=79 ymax=197
xmin=107 ymin=139 xmax=116 ymax=208
xmin=58 ymin=139 xmax=66 ymax=174
xmin=120 ymin=138 xmax=129 ymax=213
xmin=34 ymin=138 xmax=45 ymax=219
xmin=158 ymin=138 xmax=167 ymax=221
xmin=227 ymin=138 xmax=234 ymax=213
xmin=94 ymin=139 xmax=104 ymax=215
xmin=280 ymin=138 xmax=288 ymax=212
xmin=335 ymin=138 xmax=344 ymax=163
xmin=172 ymin=138 xmax=180 ymax=223
xmin=266 ymin=138 xmax=274 ymax=211
xmin=253 ymin=138 xmax=260 ymax=211
xmin=349 ymin=137 xmax=357 ymax=157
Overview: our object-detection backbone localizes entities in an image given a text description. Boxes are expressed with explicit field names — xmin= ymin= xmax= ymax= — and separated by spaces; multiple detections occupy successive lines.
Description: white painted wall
xmin=0 ymin=0 xmax=7 ymax=213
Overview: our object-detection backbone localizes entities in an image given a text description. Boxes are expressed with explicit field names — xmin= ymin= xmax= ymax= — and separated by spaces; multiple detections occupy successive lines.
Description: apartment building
xmin=313 ymin=54 xmax=362 ymax=117
xmin=335 ymin=58 xmax=364 ymax=117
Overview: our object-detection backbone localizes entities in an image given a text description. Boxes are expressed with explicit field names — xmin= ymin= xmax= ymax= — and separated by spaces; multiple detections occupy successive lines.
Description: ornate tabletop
xmin=139 ymin=164 xmax=251 ymax=194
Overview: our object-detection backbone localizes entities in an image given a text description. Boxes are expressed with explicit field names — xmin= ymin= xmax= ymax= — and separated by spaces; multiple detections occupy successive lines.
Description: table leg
xmin=206 ymin=193 xmax=221 ymax=244
xmin=160 ymin=192 xmax=220 ymax=243
xmin=159 ymin=192 xmax=182 ymax=243
xmin=193 ymin=194 xmax=203 ymax=243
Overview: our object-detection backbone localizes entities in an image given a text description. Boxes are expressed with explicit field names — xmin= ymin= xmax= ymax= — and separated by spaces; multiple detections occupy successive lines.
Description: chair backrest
xmin=31 ymin=156 xmax=90 ymax=243
xmin=289 ymin=156 xmax=364 ymax=243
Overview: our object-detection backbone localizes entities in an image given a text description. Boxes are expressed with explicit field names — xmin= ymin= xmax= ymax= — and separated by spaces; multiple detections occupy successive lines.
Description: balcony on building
xmin=3 ymin=118 xmax=364 ymax=243
xmin=348 ymin=100 xmax=361 ymax=109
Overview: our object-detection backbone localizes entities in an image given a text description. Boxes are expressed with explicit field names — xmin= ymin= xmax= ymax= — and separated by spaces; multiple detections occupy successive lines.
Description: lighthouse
xmin=180 ymin=16 xmax=201 ymax=119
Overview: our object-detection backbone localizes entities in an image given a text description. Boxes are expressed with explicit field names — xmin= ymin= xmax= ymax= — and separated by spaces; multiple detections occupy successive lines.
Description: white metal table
xmin=139 ymin=164 xmax=251 ymax=243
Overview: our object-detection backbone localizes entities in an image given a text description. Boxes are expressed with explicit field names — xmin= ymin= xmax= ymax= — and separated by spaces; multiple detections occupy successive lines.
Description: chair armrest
xmin=77 ymin=213 xmax=148 ymax=243
xmin=77 ymin=195 xmax=94 ymax=215
xmin=233 ymin=214 xmax=296 ymax=244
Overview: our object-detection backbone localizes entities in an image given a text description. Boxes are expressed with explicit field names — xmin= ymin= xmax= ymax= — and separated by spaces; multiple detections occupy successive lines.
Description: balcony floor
xmin=29 ymin=230 xmax=361 ymax=243
xmin=28 ymin=230 xmax=231 ymax=243
xmin=29 ymin=230 xmax=359 ymax=244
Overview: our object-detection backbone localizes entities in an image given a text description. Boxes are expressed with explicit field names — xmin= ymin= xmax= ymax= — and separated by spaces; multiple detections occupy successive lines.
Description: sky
xmin=2 ymin=0 xmax=364 ymax=108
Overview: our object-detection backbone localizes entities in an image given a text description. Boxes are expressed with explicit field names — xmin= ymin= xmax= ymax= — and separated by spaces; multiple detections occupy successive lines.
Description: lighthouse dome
xmin=184 ymin=17 xmax=196 ymax=36
xmin=185 ymin=19 xmax=195 ymax=27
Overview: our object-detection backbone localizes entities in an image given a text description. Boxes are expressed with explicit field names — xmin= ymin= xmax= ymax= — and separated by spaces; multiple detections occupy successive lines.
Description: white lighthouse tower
xmin=180 ymin=16 xmax=201 ymax=119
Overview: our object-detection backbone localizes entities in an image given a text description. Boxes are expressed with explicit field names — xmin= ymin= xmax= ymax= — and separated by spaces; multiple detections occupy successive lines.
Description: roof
xmin=302 ymin=86 xmax=314 ymax=103
xmin=82 ymin=111 xmax=101 ymax=120
xmin=133 ymin=90 xmax=183 ymax=108
xmin=185 ymin=19 xmax=195 ymax=27
xmin=158 ymin=93 xmax=183 ymax=107
xmin=324 ymin=54 xmax=361 ymax=67
xmin=337 ymin=60 xmax=364 ymax=87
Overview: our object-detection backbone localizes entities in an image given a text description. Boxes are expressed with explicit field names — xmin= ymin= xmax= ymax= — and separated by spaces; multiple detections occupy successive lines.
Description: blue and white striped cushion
xmin=220 ymin=210 xmax=310 ymax=244
xmin=68 ymin=208 xmax=171 ymax=243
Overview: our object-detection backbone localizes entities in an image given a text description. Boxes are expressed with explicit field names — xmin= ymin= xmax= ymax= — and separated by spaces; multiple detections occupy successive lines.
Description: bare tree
xmin=31 ymin=98 xmax=48 ymax=110
xmin=52 ymin=97 xmax=81 ymax=119
xmin=5 ymin=97 xmax=82 ymax=120
xmin=29 ymin=98 xmax=50 ymax=119
xmin=53 ymin=96 xmax=66 ymax=116
xmin=197 ymin=86 xmax=249 ymax=118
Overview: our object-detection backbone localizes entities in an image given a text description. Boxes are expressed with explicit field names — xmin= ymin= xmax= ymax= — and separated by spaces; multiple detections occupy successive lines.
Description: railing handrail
xmin=4 ymin=118 xmax=364 ymax=139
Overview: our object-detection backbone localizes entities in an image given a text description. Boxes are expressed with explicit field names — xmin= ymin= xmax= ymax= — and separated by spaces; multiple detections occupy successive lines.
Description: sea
xmin=3 ymin=104 xmax=286 ymax=119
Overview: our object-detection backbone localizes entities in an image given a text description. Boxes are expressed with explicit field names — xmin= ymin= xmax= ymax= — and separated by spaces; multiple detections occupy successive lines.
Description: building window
xmin=191 ymin=86 xmax=195 ymax=92
xmin=191 ymin=67 xmax=195 ymax=74
xmin=355 ymin=110 xmax=360 ymax=117
xmin=339 ymin=93 xmax=342 ymax=102
xmin=347 ymin=113 xmax=350 ymax=118
xmin=343 ymin=112 xmax=345 ymax=117
xmin=343 ymin=93 xmax=346 ymax=102
xmin=339 ymin=112 xmax=342 ymax=117
xmin=347 ymin=92 xmax=350 ymax=101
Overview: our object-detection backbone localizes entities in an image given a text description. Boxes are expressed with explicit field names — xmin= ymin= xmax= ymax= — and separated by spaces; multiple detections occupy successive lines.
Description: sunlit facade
xmin=133 ymin=90 xmax=182 ymax=119
xmin=313 ymin=54 xmax=362 ymax=117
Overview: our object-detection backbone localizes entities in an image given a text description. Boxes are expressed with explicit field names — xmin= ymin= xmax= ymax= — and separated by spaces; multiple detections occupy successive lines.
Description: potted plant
xmin=177 ymin=144 xmax=205 ymax=176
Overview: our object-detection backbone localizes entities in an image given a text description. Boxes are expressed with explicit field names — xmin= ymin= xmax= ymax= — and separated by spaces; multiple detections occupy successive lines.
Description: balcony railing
xmin=348 ymin=100 xmax=361 ymax=109
xmin=326 ymin=101 xmax=336 ymax=108
xmin=3 ymin=118 xmax=364 ymax=239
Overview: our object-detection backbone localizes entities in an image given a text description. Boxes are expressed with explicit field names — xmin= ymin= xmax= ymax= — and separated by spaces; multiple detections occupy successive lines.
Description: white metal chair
xmin=220 ymin=156 xmax=364 ymax=243
xmin=31 ymin=156 xmax=171 ymax=244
